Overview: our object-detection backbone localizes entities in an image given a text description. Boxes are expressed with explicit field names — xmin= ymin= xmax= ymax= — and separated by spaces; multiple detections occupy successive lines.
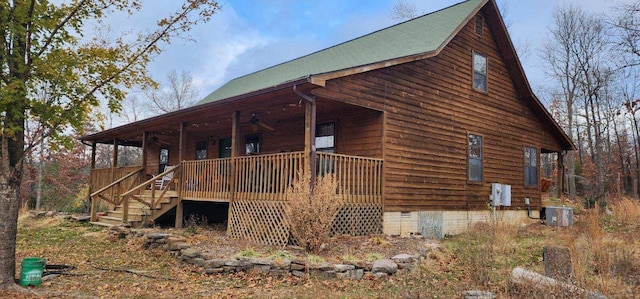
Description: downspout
xmin=294 ymin=84 xmax=317 ymax=184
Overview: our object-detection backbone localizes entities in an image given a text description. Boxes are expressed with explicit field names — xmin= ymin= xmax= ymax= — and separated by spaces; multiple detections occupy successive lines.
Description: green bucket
xmin=20 ymin=257 xmax=45 ymax=286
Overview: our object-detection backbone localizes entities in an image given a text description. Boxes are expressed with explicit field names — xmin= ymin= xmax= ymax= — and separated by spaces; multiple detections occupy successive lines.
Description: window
xmin=315 ymin=122 xmax=335 ymax=153
xmin=475 ymin=15 xmax=484 ymax=36
xmin=159 ymin=148 xmax=169 ymax=174
xmin=245 ymin=134 xmax=260 ymax=155
xmin=524 ymin=147 xmax=538 ymax=186
xmin=316 ymin=122 xmax=336 ymax=175
xmin=468 ymin=134 xmax=483 ymax=182
xmin=195 ymin=141 xmax=207 ymax=160
xmin=473 ymin=52 xmax=487 ymax=92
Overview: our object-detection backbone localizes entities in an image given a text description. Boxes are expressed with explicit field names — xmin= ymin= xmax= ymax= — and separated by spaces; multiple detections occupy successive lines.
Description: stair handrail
xmin=120 ymin=164 xmax=182 ymax=223
xmin=90 ymin=167 xmax=144 ymax=222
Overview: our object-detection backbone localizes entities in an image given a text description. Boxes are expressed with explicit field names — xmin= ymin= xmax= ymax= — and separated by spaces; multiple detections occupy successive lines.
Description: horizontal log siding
xmin=313 ymin=12 xmax=562 ymax=212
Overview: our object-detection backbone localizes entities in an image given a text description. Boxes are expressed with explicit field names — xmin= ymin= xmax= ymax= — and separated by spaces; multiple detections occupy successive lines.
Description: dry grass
xmin=283 ymin=172 xmax=341 ymax=253
xmin=610 ymin=197 xmax=640 ymax=227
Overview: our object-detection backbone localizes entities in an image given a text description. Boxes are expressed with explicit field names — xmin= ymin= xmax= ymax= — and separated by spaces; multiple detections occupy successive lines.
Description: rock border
xmin=109 ymin=226 xmax=443 ymax=280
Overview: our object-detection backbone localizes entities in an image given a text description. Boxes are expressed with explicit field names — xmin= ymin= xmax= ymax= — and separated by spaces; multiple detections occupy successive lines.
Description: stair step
xmin=90 ymin=221 xmax=114 ymax=227
xmin=139 ymin=190 xmax=178 ymax=198
xmin=97 ymin=216 xmax=128 ymax=226
xmin=107 ymin=211 xmax=144 ymax=221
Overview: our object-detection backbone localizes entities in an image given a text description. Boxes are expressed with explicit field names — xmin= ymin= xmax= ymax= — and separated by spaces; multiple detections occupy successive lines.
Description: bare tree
xmin=389 ymin=0 xmax=418 ymax=21
xmin=541 ymin=6 xmax=583 ymax=201
xmin=143 ymin=70 xmax=200 ymax=114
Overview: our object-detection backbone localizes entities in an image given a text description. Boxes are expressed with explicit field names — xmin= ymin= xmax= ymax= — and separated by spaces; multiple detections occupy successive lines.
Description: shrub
xmin=283 ymin=171 xmax=341 ymax=253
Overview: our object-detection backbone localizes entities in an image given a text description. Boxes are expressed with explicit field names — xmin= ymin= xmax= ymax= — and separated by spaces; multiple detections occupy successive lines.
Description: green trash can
xmin=20 ymin=257 xmax=45 ymax=286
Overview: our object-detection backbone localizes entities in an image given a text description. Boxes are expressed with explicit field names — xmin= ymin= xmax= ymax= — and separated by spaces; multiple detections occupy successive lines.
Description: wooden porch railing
xmin=233 ymin=152 xmax=306 ymax=201
xmin=316 ymin=152 xmax=383 ymax=204
xmin=89 ymin=166 xmax=144 ymax=221
xmin=181 ymin=158 xmax=232 ymax=200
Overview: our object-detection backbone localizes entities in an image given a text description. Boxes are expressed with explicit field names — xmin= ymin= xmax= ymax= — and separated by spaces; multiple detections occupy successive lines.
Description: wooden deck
xmin=89 ymin=151 xmax=383 ymax=229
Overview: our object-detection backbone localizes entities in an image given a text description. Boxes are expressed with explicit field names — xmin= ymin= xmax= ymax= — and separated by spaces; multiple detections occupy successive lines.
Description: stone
xmin=291 ymin=270 xmax=307 ymax=278
xmin=372 ymin=259 xmax=398 ymax=274
xmin=252 ymin=264 xmax=271 ymax=274
xmin=344 ymin=260 xmax=366 ymax=269
xmin=542 ymin=245 xmax=573 ymax=282
xmin=462 ymin=290 xmax=496 ymax=299
xmin=193 ymin=258 xmax=206 ymax=267
xmin=336 ymin=269 xmax=364 ymax=280
xmin=290 ymin=263 xmax=306 ymax=271
xmin=396 ymin=262 xmax=413 ymax=270
xmin=205 ymin=259 xmax=228 ymax=269
xmin=271 ymin=258 xmax=291 ymax=270
xmin=71 ymin=215 xmax=90 ymax=222
xmin=334 ymin=264 xmax=355 ymax=272
xmin=391 ymin=254 xmax=413 ymax=264
xmin=308 ymin=262 xmax=334 ymax=271
xmin=181 ymin=248 xmax=201 ymax=258
xmin=249 ymin=258 xmax=272 ymax=266
xmin=204 ymin=267 xmax=224 ymax=274
xmin=225 ymin=259 xmax=251 ymax=269
xmin=45 ymin=211 xmax=56 ymax=217
xmin=322 ymin=270 xmax=336 ymax=279
xmin=146 ymin=233 xmax=170 ymax=240
xmin=167 ymin=236 xmax=187 ymax=244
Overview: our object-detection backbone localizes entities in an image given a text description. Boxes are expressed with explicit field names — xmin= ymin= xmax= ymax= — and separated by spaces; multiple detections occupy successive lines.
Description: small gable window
xmin=473 ymin=52 xmax=488 ymax=92
xmin=475 ymin=15 xmax=484 ymax=36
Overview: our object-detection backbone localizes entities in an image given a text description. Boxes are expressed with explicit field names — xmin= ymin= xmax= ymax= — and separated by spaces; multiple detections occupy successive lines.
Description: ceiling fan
xmin=149 ymin=134 xmax=171 ymax=146
xmin=250 ymin=113 xmax=274 ymax=132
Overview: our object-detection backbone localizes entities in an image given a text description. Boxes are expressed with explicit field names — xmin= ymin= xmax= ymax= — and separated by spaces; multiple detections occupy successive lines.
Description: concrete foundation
xmin=383 ymin=209 xmax=540 ymax=239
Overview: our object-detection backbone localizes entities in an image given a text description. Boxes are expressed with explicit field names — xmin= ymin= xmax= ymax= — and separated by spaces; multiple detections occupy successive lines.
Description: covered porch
xmin=84 ymin=82 xmax=385 ymax=245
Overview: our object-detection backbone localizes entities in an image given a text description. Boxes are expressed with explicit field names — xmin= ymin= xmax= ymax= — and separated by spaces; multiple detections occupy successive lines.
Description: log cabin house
xmin=82 ymin=0 xmax=573 ymax=243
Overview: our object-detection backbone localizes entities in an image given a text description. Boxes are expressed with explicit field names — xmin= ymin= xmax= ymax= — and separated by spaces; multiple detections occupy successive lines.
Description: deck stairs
xmin=90 ymin=190 xmax=179 ymax=227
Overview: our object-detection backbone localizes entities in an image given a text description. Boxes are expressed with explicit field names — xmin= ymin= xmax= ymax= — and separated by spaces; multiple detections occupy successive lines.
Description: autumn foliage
xmin=284 ymin=172 xmax=341 ymax=253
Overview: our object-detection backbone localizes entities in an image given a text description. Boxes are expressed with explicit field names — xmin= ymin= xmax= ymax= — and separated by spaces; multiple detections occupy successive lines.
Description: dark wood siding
xmin=312 ymin=11 xmax=562 ymax=212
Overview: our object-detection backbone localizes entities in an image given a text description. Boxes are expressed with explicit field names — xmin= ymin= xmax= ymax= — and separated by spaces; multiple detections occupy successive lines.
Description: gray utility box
xmin=543 ymin=206 xmax=573 ymax=227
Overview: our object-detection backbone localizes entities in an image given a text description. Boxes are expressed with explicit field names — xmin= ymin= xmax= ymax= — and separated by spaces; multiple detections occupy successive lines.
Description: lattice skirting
xmin=228 ymin=200 xmax=290 ymax=246
xmin=330 ymin=203 xmax=383 ymax=236
xmin=229 ymin=201 xmax=383 ymax=246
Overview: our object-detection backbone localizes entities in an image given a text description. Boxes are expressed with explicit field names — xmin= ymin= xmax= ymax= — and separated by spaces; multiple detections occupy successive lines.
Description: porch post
xmin=558 ymin=151 xmax=564 ymax=202
xmin=175 ymin=122 xmax=187 ymax=228
xmin=304 ymin=100 xmax=317 ymax=183
xmin=228 ymin=111 xmax=241 ymax=234
xmin=111 ymin=139 xmax=119 ymax=180
xmin=90 ymin=141 xmax=97 ymax=222
xmin=141 ymin=131 xmax=148 ymax=179
xmin=91 ymin=141 xmax=97 ymax=169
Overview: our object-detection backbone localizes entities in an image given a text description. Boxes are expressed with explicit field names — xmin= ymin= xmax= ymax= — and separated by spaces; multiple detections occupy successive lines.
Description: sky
xmin=106 ymin=0 xmax=636 ymax=121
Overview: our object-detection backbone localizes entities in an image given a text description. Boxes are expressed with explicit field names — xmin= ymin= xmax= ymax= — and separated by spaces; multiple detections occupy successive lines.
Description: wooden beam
xmin=111 ymin=139 xmax=119 ymax=182
xmin=141 ymin=131 xmax=148 ymax=176
xmin=558 ymin=152 xmax=564 ymax=201
xmin=305 ymin=101 xmax=317 ymax=182
xmin=91 ymin=141 xmax=97 ymax=169
xmin=228 ymin=111 xmax=241 ymax=235
xmin=175 ymin=123 xmax=187 ymax=229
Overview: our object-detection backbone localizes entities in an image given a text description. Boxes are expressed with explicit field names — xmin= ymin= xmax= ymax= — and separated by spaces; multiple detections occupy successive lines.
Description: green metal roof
xmin=198 ymin=0 xmax=484 ymax=104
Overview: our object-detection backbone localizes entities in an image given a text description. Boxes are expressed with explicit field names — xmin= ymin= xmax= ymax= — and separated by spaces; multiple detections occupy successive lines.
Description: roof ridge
xmin=223 ymin=0 xmax=476 ymax=84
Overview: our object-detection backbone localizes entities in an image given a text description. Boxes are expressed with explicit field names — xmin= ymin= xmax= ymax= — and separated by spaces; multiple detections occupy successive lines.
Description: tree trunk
xmin=0 ymin=178 xmax=21 ymax=286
